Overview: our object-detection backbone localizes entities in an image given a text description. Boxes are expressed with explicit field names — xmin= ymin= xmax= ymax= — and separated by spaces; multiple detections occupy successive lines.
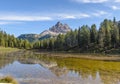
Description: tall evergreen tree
xmin=98 ymin=27 xmax=104 ymax=48
xmin=90 ymin=24 xmax=97 ymax=43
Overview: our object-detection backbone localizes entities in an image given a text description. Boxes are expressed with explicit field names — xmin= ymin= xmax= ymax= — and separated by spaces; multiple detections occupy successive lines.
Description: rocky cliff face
xmin=39 ymin=21 xmax=71 ymax=40
xmin=49 ymin=21 xmax=71 ymax=33
xmin=18 ymin=22 xmax=71 ymax=42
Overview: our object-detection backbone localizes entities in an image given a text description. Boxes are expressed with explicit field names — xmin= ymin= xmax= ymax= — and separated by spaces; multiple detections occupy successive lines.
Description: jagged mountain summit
xmin=49 ymin=21 xmax=71 ymax=33
xmin=18 ymin=22 xmax=71 ymax=42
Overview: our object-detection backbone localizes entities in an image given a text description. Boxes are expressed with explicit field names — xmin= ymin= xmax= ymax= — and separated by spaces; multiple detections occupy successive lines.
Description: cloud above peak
xmin=71 ymin=0 xmax=120 ymax=3
xmin=0 ymin=11 xmax=108 ymax=25
xmin=57 ymin=13 xmax=90 ymax=19
xmin=115 ymin=0 xmax=120 ymax=2
xmin=92 ymin=11 xmax=107 ymax=16
xmin=0 ymin=13 xmax=90 ymax=22
xmin=0 ymin=15 xmax=52 ymax=21
xmin=111 ymin=5 xmax=120 ymax=10
xmin=72 ymin=0 xmax=108 ymax=3
xmin=0 ymin=21 xmax=22 ymax=25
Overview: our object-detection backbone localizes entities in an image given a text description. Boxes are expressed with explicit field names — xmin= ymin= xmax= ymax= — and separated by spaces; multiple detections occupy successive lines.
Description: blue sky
xmin=0 ymin=0 xmax=120 ymax=36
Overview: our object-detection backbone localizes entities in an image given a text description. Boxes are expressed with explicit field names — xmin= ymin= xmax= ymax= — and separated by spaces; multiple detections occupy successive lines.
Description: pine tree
xmin=90 ymin=24 xmax=97 ymax=43
xmin=98 ymin=27 xmax=104 ymax=48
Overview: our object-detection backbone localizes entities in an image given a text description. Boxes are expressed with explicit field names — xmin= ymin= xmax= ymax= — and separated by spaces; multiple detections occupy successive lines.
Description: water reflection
xmin=0 ymin=51 xmax=119 ymax=84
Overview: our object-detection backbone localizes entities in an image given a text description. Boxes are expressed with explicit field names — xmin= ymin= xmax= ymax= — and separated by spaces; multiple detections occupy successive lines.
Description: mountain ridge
xmin=18 ymin=22 xmax=71 ymax=42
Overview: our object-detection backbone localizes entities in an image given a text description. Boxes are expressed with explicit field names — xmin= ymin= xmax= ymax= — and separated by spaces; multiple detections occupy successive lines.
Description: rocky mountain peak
xmin=55 ymin=21 xmax=62 ymax=27
xmin=18 ymin=22 xmax=71 ymax=41
xmin=49 ymin=21 xmax=71 ymax=33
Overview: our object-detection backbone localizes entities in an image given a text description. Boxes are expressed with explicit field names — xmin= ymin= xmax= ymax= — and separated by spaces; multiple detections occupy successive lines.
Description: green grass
xmin=30 ymin=54 xmax=120 ymax=84
xmin=0 ymin=76 xmax=18 ymax=84
xmin=54 ymin=57 xmax=120 ymax=84
xmin=0 ymin=47 xmax=19 ymax=53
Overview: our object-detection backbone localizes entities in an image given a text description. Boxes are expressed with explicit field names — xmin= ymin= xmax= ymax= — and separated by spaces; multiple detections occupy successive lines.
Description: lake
xmin=0 ymin=51 xmax=120 ymax=84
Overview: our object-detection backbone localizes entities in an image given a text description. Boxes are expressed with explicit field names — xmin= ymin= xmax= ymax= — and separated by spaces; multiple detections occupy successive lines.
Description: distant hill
xmin=18 ymin=34 xmax=39 ymax=42
xmin=18 ymin=22 xmax=71 ymax=42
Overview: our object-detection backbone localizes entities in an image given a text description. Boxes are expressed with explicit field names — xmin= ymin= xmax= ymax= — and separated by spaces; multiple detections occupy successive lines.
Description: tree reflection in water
xmin=0 ymin=51 xmax=120 ymax=84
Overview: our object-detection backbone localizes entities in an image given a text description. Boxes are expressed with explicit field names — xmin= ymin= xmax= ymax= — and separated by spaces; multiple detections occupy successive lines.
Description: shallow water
xmin=0 ymin=51 xmax=120 ymax=84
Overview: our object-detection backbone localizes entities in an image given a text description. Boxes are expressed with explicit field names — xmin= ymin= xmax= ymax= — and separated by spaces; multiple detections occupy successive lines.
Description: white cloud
xmin=111 ymin=5 xmax=120 ymax=10
xmin=115 ymin=0 xmax=120 ymax=2
xmin=0 ymin=11 xmax=108 ymax=25
xmin=0 ymin=14 xmax=53 ymax=25
xmin=92 ymin=11 xmax=107 ymax=16
xmin=77 ymin=13 xmax=90 ymax=18
xmin=0 ymin=13 xmax=91 ymax=22
xmin=0 ymin=21 xmax=22 ymax=25
xmin=72 ymin=0 xmax=108 ymax=3
xmin=0 ymin=15 xmax=52 ymax=21
xmin=0 ymin=22 xmax=11 ymax=25
xmin=60 ymin=15 xmax=76 ymax=19
xmin=57 ymin=13 xmax=90 ymax=19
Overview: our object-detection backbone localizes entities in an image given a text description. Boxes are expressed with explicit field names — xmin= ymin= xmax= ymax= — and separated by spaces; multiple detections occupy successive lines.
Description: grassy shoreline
xmin=0 ymin=76 xmax=17 ymax=84
xmin=0 ymin=47 xmax=20 ymax=53
xmin=0 ymin=47 xmax=19 ymax=84
xmin=32 ymin=48 xmax=120 ymax=54
xmin=33 ymin=50 xmax=120 ymax=61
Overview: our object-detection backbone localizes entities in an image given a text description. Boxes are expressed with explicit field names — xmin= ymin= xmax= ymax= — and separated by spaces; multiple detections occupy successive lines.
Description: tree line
xmin=0 ymin=30 xmax=32 ymax=49
xmin=33 ymin=18 xmax=120 ymax=53
xmin=0 ymin=18 xmax=119 ymax=53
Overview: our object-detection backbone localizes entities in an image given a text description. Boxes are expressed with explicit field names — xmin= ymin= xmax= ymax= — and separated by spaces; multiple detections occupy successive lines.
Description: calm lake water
xmin=0 ymin=51 xmax=120 ymax=84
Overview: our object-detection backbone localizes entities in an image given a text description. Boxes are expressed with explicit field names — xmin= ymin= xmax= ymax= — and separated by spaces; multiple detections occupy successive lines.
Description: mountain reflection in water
xmin=0 ymin=51 xmax=119 ymax=84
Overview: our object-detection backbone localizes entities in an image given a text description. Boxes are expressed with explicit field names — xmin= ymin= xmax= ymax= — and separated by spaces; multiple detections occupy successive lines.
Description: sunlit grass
xmin=30 ymin=54 xmax=120 ymax=84
xmin=0 ymin=47 xmax=19 ymax=53
xmin=0 ymin=76 xmax=18 ymax=84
